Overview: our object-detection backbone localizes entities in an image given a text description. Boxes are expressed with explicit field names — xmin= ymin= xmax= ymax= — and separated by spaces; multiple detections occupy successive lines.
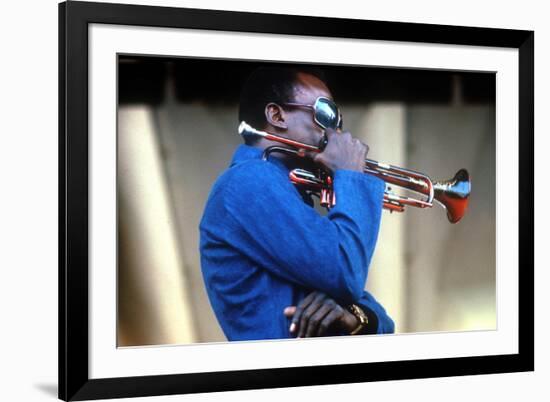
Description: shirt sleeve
xmin=356 ymin=291 xmax=395 ymax=334
xmin=220 ymin=160 xmax=385 ymax=304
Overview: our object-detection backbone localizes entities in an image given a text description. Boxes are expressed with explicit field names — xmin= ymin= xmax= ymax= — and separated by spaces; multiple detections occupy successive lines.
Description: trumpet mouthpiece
xmin=238 ymin=121 xmax=262 ymax=138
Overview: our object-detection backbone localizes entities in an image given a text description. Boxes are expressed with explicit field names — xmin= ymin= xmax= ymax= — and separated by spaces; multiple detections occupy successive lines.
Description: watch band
xmin=348 ymin=304 xmax=369 ymax=335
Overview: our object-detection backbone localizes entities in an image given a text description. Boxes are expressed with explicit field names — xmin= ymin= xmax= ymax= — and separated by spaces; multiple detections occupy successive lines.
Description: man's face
xmin=283 ymin=73 xmax=334 ymax=147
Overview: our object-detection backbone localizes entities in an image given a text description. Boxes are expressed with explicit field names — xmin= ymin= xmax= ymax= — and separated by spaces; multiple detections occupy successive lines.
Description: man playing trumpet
xmin=199 ymin=66 xmax=394 ymax=341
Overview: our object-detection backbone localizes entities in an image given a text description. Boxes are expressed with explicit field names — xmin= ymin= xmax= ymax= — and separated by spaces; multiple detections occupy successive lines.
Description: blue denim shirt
xmin=199 ymin=144 xmax=394 ymax=341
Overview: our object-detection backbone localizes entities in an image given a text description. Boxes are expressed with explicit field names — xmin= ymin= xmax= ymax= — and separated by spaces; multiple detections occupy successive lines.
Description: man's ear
xmin=265 ymin=103 xmax=288 ymax=130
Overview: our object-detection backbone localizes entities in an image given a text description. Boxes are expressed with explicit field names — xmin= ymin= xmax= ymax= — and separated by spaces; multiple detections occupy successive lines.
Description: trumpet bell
xmin=433 ymin=169 xmax=471 ymax=223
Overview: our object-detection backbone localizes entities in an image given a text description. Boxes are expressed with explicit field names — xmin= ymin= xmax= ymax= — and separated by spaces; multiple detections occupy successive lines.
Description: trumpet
xmin=238 ymin=122 xmax=471 ymax=223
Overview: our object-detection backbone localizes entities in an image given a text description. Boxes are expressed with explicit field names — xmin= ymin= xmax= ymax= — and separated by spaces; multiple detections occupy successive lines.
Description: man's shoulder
xmin=220 ymin=159 xmax=287 ymax=190
xmin=208 ymin=159 xmax=289 ymax=204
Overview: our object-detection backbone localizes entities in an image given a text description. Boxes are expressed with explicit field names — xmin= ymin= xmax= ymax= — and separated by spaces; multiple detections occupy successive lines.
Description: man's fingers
xmin=304 ymin=303 xmax=333 ymax=337
xmin=297 ymin=293 xmax=327 ymax=338
xmin=284 ymin=306 xmax=296 ymax=317
xmin=288 ymin=292 xmax=351 ymax=338
xmin=316 ymin=309 xmax=344 ymax=337
xmin=290 ymin=292 xmax=316 ymax=334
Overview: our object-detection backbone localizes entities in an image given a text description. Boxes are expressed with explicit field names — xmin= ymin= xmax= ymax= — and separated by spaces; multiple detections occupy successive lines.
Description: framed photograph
xmin=59 ymin=1 xmax=534 ymax=400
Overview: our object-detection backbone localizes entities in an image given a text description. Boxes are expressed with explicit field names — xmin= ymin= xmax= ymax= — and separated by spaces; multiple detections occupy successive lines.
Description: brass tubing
xmin=239 ymin=121 xmax=470 ymax=223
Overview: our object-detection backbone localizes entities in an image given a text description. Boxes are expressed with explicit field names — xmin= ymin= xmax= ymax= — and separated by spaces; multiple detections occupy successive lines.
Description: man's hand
xmin=283 ymin=291 xmax=359 ymax=337
xmin=312 ymin=128 xmax=368 ymax=173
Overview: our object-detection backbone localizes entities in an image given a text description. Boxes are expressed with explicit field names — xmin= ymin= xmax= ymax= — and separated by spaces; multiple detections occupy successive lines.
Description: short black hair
xmin=238 ymin=66 xmax=327 ymax=144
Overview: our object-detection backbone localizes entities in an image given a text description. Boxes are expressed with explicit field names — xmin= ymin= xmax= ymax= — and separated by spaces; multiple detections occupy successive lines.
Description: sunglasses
xmin=282 ymin=96 xmax=343 ymax=130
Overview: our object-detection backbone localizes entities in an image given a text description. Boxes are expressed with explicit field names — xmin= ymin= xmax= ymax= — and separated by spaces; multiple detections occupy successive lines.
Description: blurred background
xmin=117 ymin=56 xmax=495 ymax=346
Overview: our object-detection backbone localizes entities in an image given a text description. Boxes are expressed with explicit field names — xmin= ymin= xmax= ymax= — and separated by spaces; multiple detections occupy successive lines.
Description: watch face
xmin=350 ymin=304 xmax=368 ymax=324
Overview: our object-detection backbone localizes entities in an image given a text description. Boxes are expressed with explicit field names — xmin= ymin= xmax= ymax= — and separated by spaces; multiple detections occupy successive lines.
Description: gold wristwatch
xmin=348 ymin=304 xmax=369 ymax=335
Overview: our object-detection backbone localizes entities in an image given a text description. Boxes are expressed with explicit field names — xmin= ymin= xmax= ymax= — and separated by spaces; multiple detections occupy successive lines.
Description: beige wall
xmin=405 ymin=105 xmax=496 ymax=332
xmin=117 ymin=106 xmax=197 ymax=346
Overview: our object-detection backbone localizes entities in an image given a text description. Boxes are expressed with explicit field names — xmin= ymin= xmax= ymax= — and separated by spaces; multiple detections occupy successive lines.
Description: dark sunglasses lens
xmin=315 ymin=98 xmax=340 ymax=129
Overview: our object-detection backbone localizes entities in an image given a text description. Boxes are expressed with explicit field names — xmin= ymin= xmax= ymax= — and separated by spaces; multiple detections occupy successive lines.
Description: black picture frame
xmin=59 ymin=1 xmax=534 ymax=400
